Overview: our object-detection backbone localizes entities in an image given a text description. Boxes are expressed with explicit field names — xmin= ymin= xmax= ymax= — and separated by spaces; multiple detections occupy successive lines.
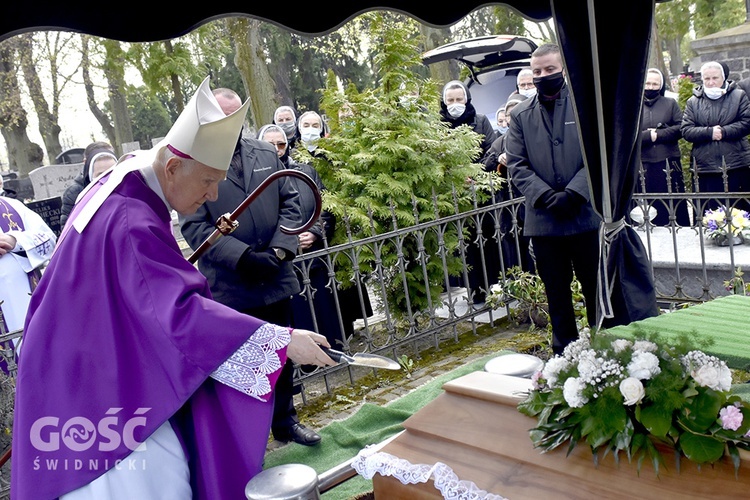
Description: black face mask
xmin=533 ymin=72 xmax=565 ymax=96
xmin=644 ymin=89 xmax=660 ymax=100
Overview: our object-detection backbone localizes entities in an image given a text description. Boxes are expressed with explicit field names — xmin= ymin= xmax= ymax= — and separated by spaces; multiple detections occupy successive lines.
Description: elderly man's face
xmin=163 ymin=157 xmax=225 ymax=215
xmin=517 ymin=74 xmax=534 ymax=91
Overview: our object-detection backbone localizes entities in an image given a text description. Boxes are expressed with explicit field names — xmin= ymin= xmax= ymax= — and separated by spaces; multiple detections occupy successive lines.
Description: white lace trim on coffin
xmin=352 ymin=445 xmax=507 ymax=500
xmin=210 ymin=323 xmax=290 ymax=401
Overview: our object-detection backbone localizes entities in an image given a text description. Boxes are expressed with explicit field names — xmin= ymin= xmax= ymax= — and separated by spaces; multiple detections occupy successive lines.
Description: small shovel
xmin=320 ymin=346 xmax=401 ymax=370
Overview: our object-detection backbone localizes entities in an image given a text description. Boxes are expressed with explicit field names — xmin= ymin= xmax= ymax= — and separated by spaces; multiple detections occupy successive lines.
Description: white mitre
xmin=72 ymin=77 xmax=249 ymax=233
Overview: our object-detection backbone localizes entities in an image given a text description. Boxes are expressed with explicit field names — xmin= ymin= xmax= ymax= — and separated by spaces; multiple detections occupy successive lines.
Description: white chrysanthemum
xmin=682 ymin=351 xmax=732 ymax=392
xmin=632 ymin=340 xmax=658 ymax=353
xmin=563 ymin=377 xmax=589 ymax=408
xmin=692 ymin=363 xmax=732 ymax=392
xmin=612 ymin=339 xmax=632 ymax=354
xmin=627 ymin=351 xmax=661 ymax=380
xmin=542 ymin=357 xmax=571 ymax=387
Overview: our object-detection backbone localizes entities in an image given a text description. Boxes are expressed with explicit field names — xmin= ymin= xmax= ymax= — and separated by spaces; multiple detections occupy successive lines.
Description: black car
xmin=422 ymin=35 xmax=538 ymax=128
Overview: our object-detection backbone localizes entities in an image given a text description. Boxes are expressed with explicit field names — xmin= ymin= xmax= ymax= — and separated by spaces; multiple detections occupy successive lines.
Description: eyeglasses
xmin=269 ymin=141 xmax=288 ymax=149
xmin=518 ymin=82 xmax=535 ymax=89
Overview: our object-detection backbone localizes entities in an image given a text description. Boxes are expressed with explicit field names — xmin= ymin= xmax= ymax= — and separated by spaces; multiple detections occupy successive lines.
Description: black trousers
xmin=242 ymin=298 xmax=299 ymax=437
xmin=532 ymin=230 xmax=599 ymax=354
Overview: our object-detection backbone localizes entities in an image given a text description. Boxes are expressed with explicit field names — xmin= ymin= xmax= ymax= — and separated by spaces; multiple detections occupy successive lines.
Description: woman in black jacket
xmin=637 ymin=68 xmax=690 ymax=227
xmin=681 ymin=61 xmax=750 ymax=212
xmin=440 ymin=80 xmax=500 ymax=304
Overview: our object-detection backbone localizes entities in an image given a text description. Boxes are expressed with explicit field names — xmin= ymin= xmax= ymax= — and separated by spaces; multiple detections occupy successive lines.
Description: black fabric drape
xmin=552 ymin=0 xmax=659 ymax=327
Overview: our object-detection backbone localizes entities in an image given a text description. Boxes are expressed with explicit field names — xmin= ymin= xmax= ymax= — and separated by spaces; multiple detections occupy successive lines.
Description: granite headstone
xmin=28 ymin=164 xmax=81 ymax=200
xmin=26 ymin=196 xmax=63 ymax=236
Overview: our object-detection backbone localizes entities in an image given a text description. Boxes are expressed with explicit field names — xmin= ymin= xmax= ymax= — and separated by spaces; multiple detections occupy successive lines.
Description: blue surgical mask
xmin=497 ymin=126 xmax=509 ymax=135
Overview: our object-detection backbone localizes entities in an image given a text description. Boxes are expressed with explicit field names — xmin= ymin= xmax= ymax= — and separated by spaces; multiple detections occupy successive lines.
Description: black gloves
xmin=535 ymin=189 xmax=557 ymax=209
xmin=536 ymin=189 xmax=586 ymax=215
xmin=237 ymin=249 xmax=281 ymax=281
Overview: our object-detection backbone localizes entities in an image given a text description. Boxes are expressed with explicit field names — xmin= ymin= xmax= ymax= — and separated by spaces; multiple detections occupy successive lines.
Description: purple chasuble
xmin=12 ymin=171 xmax=287 ymax=499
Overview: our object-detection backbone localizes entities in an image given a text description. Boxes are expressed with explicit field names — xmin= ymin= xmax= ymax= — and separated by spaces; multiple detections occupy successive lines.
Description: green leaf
xmin=644 ymin=437 xmax=666 ymax=477
xmin=682 ymin=387 xmax=723 ymax=432
xmin=517 ymin=392 xmax=545 ymax=416
xmin=679 ymin=432 xmax=725 ymax=464
xmin=639 ymin=404 xmax=673 ymax=437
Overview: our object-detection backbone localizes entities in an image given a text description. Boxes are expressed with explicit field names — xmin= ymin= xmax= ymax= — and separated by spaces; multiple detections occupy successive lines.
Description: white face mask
xmin=519 ymin=87 xmax=537 ymax=99
xmin=704 ymin=86 xmax=726 ymax=100
xmin=301 ymin=128 xmax=321 ymax=143
xmin=447 ymin=103 xmax=466 ymax=118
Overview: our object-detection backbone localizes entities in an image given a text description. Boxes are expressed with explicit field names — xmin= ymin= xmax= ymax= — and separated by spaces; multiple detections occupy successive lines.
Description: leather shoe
xmin=275 ymin=423 xmax=321 ymax=446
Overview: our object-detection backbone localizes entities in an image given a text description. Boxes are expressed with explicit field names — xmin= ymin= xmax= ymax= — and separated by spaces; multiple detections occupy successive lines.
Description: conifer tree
xmin=295 ymin=12 xmax=497 ymax=319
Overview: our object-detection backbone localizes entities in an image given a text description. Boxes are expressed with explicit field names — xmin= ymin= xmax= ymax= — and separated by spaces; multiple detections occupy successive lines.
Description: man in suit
xmin=506 ymin=43 xmax=601 ymax=354
xmin=181 ymin=88 xmax=323 ymax=446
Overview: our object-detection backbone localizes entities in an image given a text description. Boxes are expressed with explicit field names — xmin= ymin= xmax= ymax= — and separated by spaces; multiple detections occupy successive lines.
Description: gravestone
xmin=28 ymin=164 xmax=81 ymax=200
xmin=26 ymin=196 xmax=63 ymax=236
xmin=122 ymin=141 xmax=140 ymax=154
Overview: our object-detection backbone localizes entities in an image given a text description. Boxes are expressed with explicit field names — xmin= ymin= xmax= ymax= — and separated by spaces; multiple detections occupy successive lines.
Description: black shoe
xmin=275 ymin=423 xmax=321 ymax=446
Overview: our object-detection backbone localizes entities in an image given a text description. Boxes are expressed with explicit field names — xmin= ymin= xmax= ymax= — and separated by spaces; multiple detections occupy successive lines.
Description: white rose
xmin=619 ymin=377 xmax=645 ymax=405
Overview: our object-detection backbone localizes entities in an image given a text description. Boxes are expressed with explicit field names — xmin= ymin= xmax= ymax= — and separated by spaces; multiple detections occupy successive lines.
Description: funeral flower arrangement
xmin=703 ymin=205 xmax=750 ymax=241
xmin=518 ymin=330 xmax=750 ymax=475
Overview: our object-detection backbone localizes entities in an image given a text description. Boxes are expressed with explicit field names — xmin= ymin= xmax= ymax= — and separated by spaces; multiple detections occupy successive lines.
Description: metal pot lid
xmin=484 ymin=353 xmax=544 ymax=378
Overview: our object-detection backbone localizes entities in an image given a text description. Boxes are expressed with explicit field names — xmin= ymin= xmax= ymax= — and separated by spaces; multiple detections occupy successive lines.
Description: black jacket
xmin=505 ymin=85 xmax=601 ymax=237
xmin=681 ymin=81 xmax=750 ymax=172
xmin=640 ymin=94 xmax=682 ymax=163
xmin=285 ymin=157 xmax=335 ymax=253
xmin=439 ymin=81 xmax=498 ymax=161
xmin=59 ymin=173 xmax=88 ymax=228
xmin=180 ymin=136 xmax=303 ymax=310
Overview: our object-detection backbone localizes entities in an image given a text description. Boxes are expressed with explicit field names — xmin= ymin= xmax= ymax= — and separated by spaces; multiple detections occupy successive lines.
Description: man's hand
xmin=286 ymin=329 xmax=336 ymax=367
xmin=237 ymin=249 xmax=281 ymax=281
xmin=297 ymin=231 xmax=317 ymax=251
xmin=546 ymin=189 xmax=585 ymax=215
xmin=0 ymin=234 xmax=16 ymax=257
xmin=535 ymin=189 xmax=557 ymax=209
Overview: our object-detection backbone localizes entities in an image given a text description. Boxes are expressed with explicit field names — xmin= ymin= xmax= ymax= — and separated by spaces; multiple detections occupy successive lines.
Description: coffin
xmin=371 ymin=371 xmax=750 ymax=499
